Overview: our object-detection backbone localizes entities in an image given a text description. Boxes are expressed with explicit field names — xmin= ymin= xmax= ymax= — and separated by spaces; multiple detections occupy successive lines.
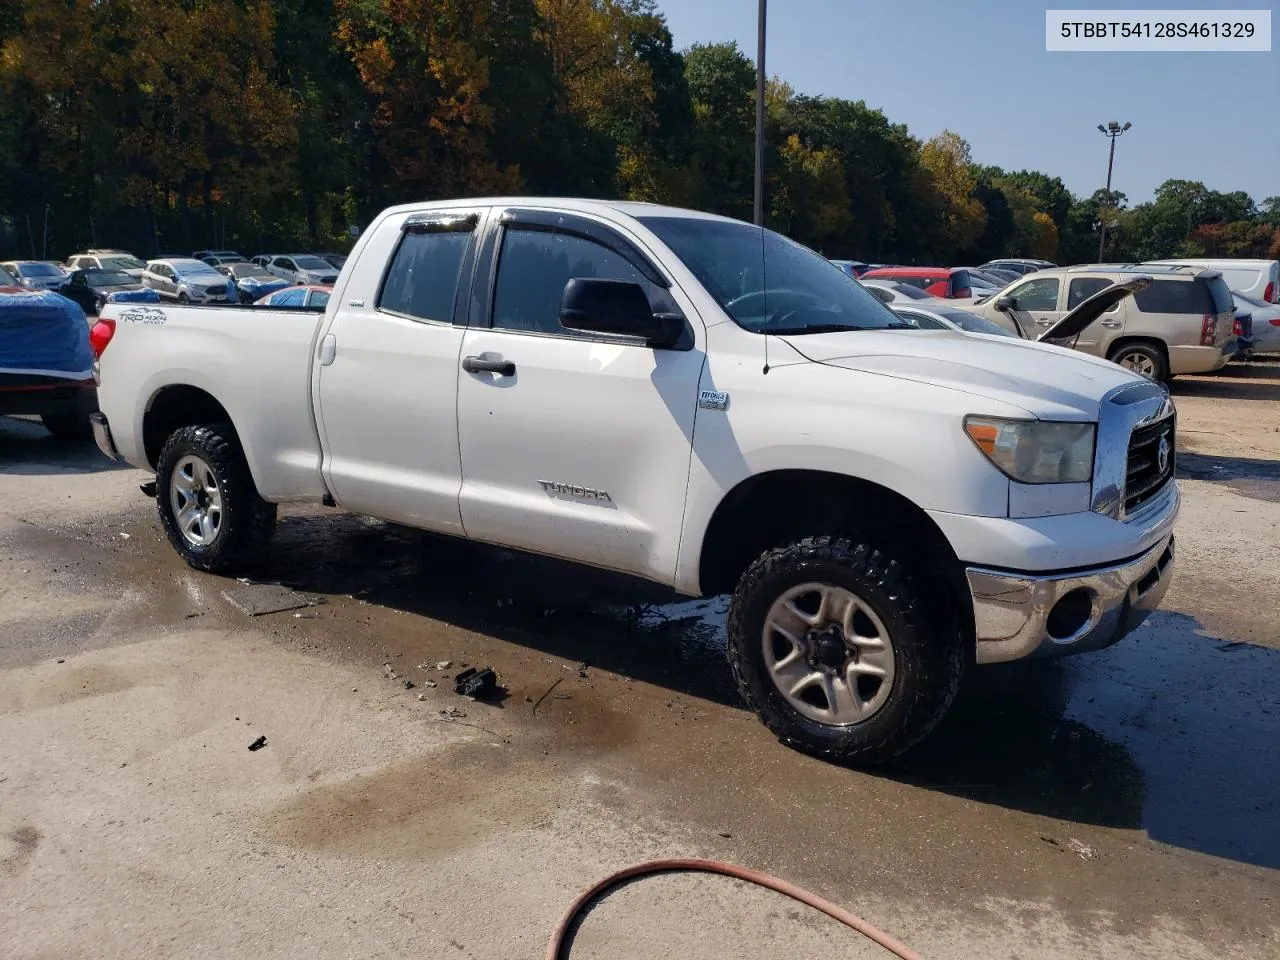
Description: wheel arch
xmin=1106 ymin=335 xmax=1169 ymax=368
xmin=142 ymin=384 xmax=235 ymax=469
xmin=697 ymin=469 xmax=973 ymax=649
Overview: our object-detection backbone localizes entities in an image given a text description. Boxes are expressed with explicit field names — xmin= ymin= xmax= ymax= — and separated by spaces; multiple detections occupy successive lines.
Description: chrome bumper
xmin=90 ymin=412 xmax=119 ymax=461
xmin=967 ymin=534 xmax=1175 ymax=665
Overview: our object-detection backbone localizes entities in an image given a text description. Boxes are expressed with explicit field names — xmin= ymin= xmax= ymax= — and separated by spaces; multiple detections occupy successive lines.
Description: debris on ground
xmin=718 ymin=831 xmax=733 ymax=839
xmin=222 ymin=583 xmax=324 ymax=617
xmin=439 ymin=706 xmax=467 ymax=719
xmin=453 ymin=667 xmax=498 ymax=699
xmin=1068 ymin=839 xmax=1096 ymax=861
xmin=422 ymin=679 xmax=437 ymax=689
xmin=55 ymin=658 xmax=65 ymax=664
xmin=119 ymin=532 xmax=131 ymax=540
xmin=436 ymin=660 xmax=452 ymax=670
xmin=247 ymin=736 xmax=267 ymax=751
xmin=383 ymin=662 xmax=398 ymax=680
xmin=418 ymin=693 xmax=427 ymax=701
xmin=402 ymin=678 xmax=415 ymax=690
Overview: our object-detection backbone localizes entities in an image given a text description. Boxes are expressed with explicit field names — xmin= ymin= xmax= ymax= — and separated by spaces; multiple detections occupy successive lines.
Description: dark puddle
xmin=249 ymin=514 xmax=1280 ymax=872
xmin=1177 ymin=451 xmax=1280 ymax=503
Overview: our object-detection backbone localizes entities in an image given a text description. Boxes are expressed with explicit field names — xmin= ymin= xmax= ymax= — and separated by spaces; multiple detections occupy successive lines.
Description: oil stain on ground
xmin=262 ymin=741 xmax=568 ymax=860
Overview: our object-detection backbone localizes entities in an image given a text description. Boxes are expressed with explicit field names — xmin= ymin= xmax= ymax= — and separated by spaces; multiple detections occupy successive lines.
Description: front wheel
xmin=727 ymin=536 xmax=963 ymax=765
xmin=155 ymin=423 xmax=276 ymax=573
xmin=177 ymin=292 xmax=189 ymax=303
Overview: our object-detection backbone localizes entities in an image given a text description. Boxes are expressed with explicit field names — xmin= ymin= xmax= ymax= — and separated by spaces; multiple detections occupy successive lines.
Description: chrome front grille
xmin=1125 ymin=414 xmax=1175 ymax=514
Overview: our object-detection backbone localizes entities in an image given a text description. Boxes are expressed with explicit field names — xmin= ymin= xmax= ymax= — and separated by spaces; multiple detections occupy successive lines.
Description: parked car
xmin=859 ymin=266 xmax=974 ymax=299
xmin=965 ymin=268 xmax=1018 ymax=289
xmin=960 ymin=264 xmax=1236 ymax=380
xmin=1230 ymin=292 xmax=1280 ymax=353
xmin=65 ymin=251 xmax=147 ymax=278
xmin=977 ymin=267 xmax=1022 ymax=285
xmin=194 ymin=250 xmax=246 ymax=267
xmin=254 ymin=285 xmax=332 ymax=310
xmin=141 ymin=258 xmax=232 ymax=303
xmin=0 ymin=289 xmax=97 ymax=438
xmin=58 ymin=267 xmax=152 ymax=315
xmin=860 ymin=279 xmax=940 ymax=305
xmin=979 ymin=258 xmax=1057 ymax=276
xmin=314 ymin=252 xmax=349 ymax=271
xmin=215 ymin=262 xmax=292 ymax=303
xmin=266 ymin=254 xmax=340 ymax=286
xmin=2 ymin=260 xmax=69 ymax=291
xmin=829 ymin=259 xmax=870 ymax=279
xmin=1144 ymin=258 xmax=1278 ymax=304
xmin=1232 ymin=305 xmax=1254 ymax=358
xmin=887 ymin=302 xmax=1019 ymax=337
xmin=91 ymin=196 xmax=1178 ymax=765
xmin=249 ymin=254 xmax=276 ymax=268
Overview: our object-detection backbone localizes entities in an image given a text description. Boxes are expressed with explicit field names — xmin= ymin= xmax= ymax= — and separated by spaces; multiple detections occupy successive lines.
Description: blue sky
xmin=656 ymin=0 xmax=1279 ymax=206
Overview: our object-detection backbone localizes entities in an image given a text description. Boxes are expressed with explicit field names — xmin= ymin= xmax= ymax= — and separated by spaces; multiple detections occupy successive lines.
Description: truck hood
xmin=779 ymin=329 xmax=1144 ymax=420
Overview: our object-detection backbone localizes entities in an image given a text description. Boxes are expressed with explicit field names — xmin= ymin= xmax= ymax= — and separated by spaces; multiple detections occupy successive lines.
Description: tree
xmin=919 ymin=131 xmax=986 ymax=259
xmin=683 ymin=42 xmax=755 ymax=220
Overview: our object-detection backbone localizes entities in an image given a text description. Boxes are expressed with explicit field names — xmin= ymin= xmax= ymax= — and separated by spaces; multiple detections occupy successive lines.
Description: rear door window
xmin=377 ymin=228 xmax=472 ymax=324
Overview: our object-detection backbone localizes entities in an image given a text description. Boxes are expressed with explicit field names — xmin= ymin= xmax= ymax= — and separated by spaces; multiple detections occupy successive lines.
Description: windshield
xmin=940 ymin=309 xmax=1016 ymax=336
xmin=232 ymin=264 xmax=277 ymax=279
xmin=99 ymin=256 xmax=144 ymax=270
xmin=21 ymin=262 xmax=64 ymax=277
xmin=293 ymin=255 xmax=333 ymax=270
xmin=639 ymin=216 xmax=903 ymax=334
xmin=174 ymin=262 xmax=221 ymax=278
xmin=85 ymin=270 xmax=134 ymax=285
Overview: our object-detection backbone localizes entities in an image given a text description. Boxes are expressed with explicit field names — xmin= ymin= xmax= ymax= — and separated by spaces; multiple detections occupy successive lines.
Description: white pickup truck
xmin=89 ymin=198 xmax=1179 ymax=764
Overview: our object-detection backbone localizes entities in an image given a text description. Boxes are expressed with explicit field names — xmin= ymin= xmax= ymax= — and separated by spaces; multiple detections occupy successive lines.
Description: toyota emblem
xmin=1157 ymin=435 xmax=1170 ymax=474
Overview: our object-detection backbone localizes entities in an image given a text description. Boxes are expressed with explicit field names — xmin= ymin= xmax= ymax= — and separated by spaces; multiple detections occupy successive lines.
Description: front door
xmin=455 ymin=211 xmax=704 ymax=582
xmin=313 ymin=207 xmax=484 ymax=535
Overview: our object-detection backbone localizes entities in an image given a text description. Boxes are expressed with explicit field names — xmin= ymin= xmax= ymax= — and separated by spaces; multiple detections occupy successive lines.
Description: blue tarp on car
xmin=106 ymin=287 xmax=160 ymax=304
xmin=0 ymin=291 xmax=94 ymax=379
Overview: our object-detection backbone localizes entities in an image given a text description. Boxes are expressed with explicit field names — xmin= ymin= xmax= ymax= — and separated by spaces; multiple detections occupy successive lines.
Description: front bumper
xmin=967 ymin=533 xmax=1175 ymax=665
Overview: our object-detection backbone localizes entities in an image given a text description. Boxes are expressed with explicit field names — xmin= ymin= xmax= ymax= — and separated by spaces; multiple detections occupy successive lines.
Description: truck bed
xmin=95 ymin=302 xmax=331 ymax=502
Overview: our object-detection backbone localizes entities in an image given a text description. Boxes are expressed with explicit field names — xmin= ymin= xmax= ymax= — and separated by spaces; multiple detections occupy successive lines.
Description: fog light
xmin=1046 ymin=588 xmax=1093 ymax=642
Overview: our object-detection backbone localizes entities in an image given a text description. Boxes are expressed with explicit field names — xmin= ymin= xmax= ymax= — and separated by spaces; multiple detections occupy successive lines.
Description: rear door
xmin=1002 ymin=274 xmax=1061 ymax=333
xmin=313 ymin=207 xmax=485 ymax=534
xmin=453 ymin=207 xmax=704 ymax=582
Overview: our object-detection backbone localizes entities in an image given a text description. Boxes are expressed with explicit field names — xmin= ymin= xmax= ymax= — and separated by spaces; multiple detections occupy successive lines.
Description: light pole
xmin=1096 ymin=120 xmax=1131 ymax=262
xmin=754 ymin=0 xmax=767 ymax=226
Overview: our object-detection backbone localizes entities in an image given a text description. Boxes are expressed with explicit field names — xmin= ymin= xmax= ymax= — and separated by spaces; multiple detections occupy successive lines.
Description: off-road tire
xmin=1108 ymin=342 xmax=1169 ymax=382
xmin=155 ymin=423 xmax=276 ymax=573
xmin=727 ymin=536 xmax=964 ymax=766
xmin=41 ymin=411 xmax=92 ymax=441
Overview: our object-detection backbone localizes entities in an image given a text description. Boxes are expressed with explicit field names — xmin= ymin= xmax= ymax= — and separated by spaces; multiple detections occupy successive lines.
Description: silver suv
xmin=966 ymin=264 xmax=1236 ymax=380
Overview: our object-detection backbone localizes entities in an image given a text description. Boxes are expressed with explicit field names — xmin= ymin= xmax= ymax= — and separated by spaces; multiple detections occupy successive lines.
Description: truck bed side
xmin=95 ymin=303 xmax=330 ymax=502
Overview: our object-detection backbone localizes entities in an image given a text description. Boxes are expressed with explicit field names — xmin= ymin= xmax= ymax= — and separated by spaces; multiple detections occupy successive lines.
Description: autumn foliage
xmin=0 ymin=0 xmax=1275 ymax=265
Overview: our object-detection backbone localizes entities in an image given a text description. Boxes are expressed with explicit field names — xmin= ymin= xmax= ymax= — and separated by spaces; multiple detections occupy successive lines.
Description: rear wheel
xmin=155 ymin=424 xmax=276 ymax=572
xmin=41 ymin=411 xmax=92 ymax=440
xmin=178 ymin=291 xmax=189 ymax=304
xmin=1109 ymin=342 xmax=1168 ymax=382
xmin=727 ymin=536 xmax=963 ymax=765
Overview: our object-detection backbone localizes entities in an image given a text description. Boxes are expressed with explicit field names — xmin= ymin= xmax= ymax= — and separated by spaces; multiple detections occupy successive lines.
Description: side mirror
xmin=995 ymin=296 xmax=1016 ymax=312
xmin=560 ymin=278 xmax=682 ymax=348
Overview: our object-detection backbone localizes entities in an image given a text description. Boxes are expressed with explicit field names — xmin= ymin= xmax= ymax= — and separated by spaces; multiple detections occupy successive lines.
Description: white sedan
xmin=887 ymin=302 xmax=1018 ymax=337
xmin=1233 ymin=292 xmax=1280 ymax=354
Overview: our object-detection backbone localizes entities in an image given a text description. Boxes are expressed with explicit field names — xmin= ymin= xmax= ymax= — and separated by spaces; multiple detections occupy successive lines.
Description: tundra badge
xmin=538 ymin=480 xmax=612 ymax=503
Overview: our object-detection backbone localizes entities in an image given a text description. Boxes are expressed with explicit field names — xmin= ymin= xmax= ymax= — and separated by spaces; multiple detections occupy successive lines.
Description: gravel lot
xmin=2 ymin=360 xmax=1278 ymax=960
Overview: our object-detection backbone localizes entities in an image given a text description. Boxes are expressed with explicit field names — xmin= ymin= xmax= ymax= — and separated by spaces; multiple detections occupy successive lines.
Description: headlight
xmin=964 ymin=417 xmax=1095 ymax=484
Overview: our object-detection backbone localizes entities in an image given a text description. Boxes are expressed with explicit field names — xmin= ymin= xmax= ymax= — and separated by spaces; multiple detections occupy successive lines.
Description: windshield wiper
xmin=771 ymin=323 xmax=913 ymax=335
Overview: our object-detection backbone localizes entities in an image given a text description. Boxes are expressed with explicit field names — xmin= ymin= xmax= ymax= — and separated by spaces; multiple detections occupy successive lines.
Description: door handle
xmin=1035 ymin=316 xmax=1053 ymax=325
xmin=462 ymin=355 xmax=516 ymax=377
xmin=1100 ymin=318 xmax=1122 ymax=328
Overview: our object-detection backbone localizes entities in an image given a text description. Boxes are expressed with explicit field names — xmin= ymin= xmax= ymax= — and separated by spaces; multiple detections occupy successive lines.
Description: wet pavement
xmin=2 ymin=369 xmax=1279 ymax=960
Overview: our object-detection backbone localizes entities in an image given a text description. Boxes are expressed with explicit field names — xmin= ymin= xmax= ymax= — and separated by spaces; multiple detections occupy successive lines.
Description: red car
xmin=860 ymin=267 xmax=973 ymax=299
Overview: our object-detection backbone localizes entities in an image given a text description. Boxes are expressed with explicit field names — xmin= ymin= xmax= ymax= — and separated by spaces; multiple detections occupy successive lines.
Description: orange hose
xmin=547 ymin=857 xmax=924 ymax=960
